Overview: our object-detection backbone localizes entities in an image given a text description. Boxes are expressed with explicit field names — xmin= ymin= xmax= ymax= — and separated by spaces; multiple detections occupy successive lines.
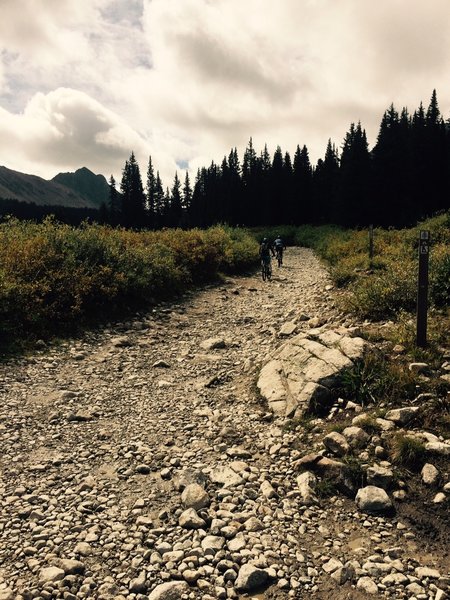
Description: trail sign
xmin=416 ymin=230 xmax=430 ymax=348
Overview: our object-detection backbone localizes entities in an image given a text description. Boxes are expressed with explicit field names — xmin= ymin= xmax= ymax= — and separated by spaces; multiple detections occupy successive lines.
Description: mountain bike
xmin=261 ymin=258 xmax=272 ymax=281
xmin=275 ymin=247 xmax=283 ymax=267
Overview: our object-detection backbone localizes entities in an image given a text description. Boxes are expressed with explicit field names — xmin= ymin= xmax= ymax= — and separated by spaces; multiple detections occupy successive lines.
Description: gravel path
xmin=1 ymin=247 xmax=449 ymax=600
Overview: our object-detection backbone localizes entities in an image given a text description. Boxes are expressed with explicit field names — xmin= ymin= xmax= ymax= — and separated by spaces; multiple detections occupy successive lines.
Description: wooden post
xmin=416 ymin=230 xmax=430 ymax=348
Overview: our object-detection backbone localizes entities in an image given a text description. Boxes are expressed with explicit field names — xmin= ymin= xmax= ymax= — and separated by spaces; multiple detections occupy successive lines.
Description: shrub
xmin=338 ymin=350 xmax=417 ymax=406
xmin=390 ymin=434 xmax=427 ymax=471
xmin=0 ymin=219 xmax=258 ymax=353
xmin=430 ymin=245 xmax=450 ymax=307
xmin=354 ymin=416 xmax=383 ymax=435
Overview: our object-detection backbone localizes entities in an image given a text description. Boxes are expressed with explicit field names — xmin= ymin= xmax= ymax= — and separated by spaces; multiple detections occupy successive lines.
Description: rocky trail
xmin=0 ymin=247 xmax=449 ymax=600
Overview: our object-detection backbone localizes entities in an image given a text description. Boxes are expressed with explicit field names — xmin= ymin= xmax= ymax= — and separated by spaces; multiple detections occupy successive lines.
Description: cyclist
xmin=274 ymin=235 xmax=286 ymax=266
xmin=259 ymin=237 xmax=275 ymax=276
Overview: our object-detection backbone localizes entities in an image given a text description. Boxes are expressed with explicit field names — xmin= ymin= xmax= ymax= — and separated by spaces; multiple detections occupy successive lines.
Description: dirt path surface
xmin=1 ymin=247 xmax=449 ymax=600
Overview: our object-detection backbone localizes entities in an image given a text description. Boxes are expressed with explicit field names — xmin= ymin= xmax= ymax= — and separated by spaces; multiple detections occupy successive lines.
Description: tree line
xmin=111 ymin=90 xmax=449 ymax=230
xmin=2 ymin=90 xmax=448 ymax=229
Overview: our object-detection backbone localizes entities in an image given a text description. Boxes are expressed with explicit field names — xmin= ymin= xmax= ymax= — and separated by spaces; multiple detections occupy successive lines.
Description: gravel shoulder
xmin=0 ymin=247 xmax=449 ymax=600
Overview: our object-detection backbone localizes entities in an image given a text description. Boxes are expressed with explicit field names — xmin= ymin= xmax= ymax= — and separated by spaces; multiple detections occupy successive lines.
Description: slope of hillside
xmin=52 ymin=167 xmax=109 ymax=207
xmin=0 ymin=166 xmax=101 ymax=208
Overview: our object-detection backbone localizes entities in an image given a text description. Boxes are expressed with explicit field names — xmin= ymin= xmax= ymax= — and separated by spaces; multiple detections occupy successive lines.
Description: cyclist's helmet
xmin=262 ymin=237 xmax=268 ymax=242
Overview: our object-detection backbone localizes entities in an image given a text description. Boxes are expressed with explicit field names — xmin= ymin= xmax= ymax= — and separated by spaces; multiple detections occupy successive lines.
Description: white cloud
xmin=1 ymin=0 xmax=450 ymax=188
xmin=0 ymin=88 xmax=168 ymax=181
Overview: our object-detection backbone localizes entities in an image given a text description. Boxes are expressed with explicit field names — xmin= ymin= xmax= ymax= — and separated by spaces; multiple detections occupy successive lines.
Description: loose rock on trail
xmin=0 ymin=247 xmax=449 ymax=600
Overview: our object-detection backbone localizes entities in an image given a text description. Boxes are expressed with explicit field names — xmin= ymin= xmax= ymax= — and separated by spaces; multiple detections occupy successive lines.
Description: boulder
xmin=257 ymin=330 xmax=367 ymax=417
xmin=355 ymin=486 xmax=394 ymax=515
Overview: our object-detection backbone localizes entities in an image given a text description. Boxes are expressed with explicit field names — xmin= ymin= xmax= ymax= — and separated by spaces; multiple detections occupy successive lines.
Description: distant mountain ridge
xmin=0 ymin=165 xmax=109 ymax=209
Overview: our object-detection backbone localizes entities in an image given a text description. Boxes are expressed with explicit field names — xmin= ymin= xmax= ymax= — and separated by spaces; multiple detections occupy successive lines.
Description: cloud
xmin=1 ymin=0 xmax=450 ymax=188
xmin=0 ymin=88 xmax=161 ymax=180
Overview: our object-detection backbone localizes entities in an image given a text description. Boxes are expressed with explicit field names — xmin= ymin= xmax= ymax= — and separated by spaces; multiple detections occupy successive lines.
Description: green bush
xmin=390 ymin=434 xmax=427 ymax=471
xmin=0 ymin=219 xmax=259 ymax=352
xmin=430 ymin=246 xmax=450 ymax=307
xmin=338 ymin=350 xmax=417 ymax=406
xmin=290 ymin=213 xmax=450 ymax=319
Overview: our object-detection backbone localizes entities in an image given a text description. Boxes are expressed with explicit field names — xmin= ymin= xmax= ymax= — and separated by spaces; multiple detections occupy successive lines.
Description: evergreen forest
xmin=2 ymin=90 xmax=450 ymax=229
xmin=113 ymin=91 xmax=450 ymax=230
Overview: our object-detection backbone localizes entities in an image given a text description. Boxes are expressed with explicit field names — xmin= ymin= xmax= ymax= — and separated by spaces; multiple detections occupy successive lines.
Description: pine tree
xmin=293 ymin=145 xmax=312 ymax=223
xmin=312 ymin=140 xmax=339 ymax=223
xmin=424 ymin=90 xmax=447 ymax=215
xmin=153 ymin=172 xmax=165 ymax=228
xmin=371 ymin=105 xmax=407 ymax=225
xmin=108 ymin=175 xmax=120 ymax=225
xmin=146 ymin=156 xmax=156 ymax=228
xmin=120 ymin=152 xmax=145 ymax=228
xmin=283 ymin=151 xmax=294 ymax=223
xmin=242 ymin=138 xmax=258 ymax=224
xmin=338 ymin=122 xmax=372 ymax=226
xmin=227 ymin=148 xmax=242 ymax=225
xmin=169 ymin=172 xmax=182 ymax=227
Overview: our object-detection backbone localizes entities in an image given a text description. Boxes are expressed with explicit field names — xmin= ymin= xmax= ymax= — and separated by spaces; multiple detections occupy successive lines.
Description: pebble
xmin=0 ymin=248 xmax=448 ymax=600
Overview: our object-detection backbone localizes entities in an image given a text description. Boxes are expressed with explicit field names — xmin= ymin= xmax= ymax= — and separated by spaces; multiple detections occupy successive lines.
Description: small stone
xmin=357 ymin=576 xmax=378 ymax=594
xmin=129 ymin=571 xmax=147 ymax=594
xmin=148 ymin=581 xmax=189 ymax=600
xmin=153 ymin=359 xmax=171 ymax=368
xmin=433 ymin=493 xmax=446 ymax=504
xmin=136 ymin=464 xmax=151 ymax=474
xmin=200 ymin=337 xmax=226 ymax=350
xmin=235 ymin=564 xmax=269 ymax=591
xmin=39 ymin=566 xmax=65 ymax=583
xmin=384 ymin=407 xmax=419 ymax=426
xmin=178 ymin=508 xmax=206 ymax=529
xmin=323 ymin=431 xmax=350 ymax=456
xmin=181 ymin=483 xmax=210 ymax=510
xmin=322 ymin=558 xmax=343 ymax=573
xmin=422 ymin=463 xmax=440 ymax=486
xmin=409 ymin=362 xmax=429 ymax=373
xmin=415 ymin=567 xmax=441 ymax=579
xmin=260 ymin=480 xmax=277 ymax=499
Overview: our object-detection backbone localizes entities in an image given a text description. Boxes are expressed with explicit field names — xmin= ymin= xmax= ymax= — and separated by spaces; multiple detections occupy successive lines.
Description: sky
xmin=1 ymin=0 xmax=450 ymax=189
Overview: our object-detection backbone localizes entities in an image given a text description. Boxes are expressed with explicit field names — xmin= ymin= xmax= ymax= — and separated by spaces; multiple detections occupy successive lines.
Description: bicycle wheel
xmin=261 ymin=263 xmax=266 ymax=281
xmin=267 ymin=264 xmax=272 ymax=281
xmin=277 ymin=252 xmax=282 ymax=267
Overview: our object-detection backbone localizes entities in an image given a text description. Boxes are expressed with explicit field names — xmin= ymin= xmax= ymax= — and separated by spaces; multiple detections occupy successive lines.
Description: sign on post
xmin=416 ymin=230 xmax=430 ymax=348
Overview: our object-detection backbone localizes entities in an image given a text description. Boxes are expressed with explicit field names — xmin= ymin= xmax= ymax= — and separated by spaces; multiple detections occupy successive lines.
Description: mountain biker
xmin=274 ymin=235 xmax=286 ymax=265
xmin=259 ymin=237 xmax=275 ymax=270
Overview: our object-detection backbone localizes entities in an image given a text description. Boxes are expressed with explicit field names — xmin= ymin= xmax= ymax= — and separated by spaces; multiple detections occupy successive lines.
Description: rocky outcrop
xmin=257 ymin=329 xmax=368 ymax=417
